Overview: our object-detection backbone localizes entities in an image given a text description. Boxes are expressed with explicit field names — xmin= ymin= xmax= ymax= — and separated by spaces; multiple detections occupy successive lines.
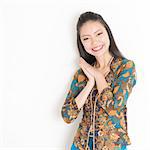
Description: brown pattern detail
xmin=61 ymin=57 xmax=137 ymax=149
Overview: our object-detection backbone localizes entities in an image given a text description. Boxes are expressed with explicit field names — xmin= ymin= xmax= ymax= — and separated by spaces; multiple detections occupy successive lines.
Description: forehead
xmin=80 ymin=21 xmax=105 ymax=36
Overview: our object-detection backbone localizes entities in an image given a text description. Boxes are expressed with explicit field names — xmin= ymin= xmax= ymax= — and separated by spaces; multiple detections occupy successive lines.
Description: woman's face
xmin=80 ymin=21 xmax=110 ymax=57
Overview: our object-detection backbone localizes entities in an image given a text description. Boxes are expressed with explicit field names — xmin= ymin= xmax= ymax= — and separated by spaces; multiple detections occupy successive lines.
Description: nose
xmin=91 ymin=38 xmax=99 ymax=47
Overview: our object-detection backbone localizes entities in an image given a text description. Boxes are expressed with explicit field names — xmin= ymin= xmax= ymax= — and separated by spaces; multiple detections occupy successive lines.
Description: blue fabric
xmin=71 ymin=143 xmax=79 ymax=150
xmin=88 ymin=137 xmax=93 ymax=150
xmin=71 ymin=137 xmax=127 ymax=150
xmin=121 ymin=145 xmax=127 ymax=150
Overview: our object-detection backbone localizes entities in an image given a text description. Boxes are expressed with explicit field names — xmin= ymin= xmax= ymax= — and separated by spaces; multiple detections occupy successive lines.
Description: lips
xmin=92 ymin=45 xmax=104 ymax=52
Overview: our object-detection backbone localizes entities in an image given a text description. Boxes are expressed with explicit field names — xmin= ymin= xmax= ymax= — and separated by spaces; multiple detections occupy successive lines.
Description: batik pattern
xmin=61 ymin=57 xmax=137 ymax=150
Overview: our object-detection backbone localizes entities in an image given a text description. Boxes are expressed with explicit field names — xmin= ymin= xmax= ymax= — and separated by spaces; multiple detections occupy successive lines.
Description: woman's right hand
xmin=79 ymin=58 xmax=95 ymax=87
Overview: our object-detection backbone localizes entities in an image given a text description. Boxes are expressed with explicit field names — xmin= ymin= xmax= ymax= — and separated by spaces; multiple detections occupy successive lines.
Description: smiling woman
xmin=61 ymin=11 xmax=137 ymax=150
xmin=80 ymin=21 xmax=110 ymax=58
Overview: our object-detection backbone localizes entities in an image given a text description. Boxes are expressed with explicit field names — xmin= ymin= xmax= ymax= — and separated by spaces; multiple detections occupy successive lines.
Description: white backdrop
xmin=1 ymin=0 xmax=150 ymax=150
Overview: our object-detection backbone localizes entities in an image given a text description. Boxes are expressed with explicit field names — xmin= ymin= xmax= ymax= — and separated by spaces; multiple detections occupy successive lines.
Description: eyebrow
xmin=81 ymin=29 xmax=102 ymax=37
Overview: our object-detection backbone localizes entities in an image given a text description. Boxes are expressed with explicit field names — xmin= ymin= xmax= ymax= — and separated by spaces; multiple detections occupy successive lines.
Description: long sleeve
xmin=97 ymin=60 xmax=137 ymax=117
xmin=61 ymin=69 xmax=84 ymax=124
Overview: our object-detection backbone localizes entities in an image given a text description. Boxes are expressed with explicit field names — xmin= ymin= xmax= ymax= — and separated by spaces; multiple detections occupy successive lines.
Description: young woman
xmin=61 ymin=11 xmax=137 ymax=150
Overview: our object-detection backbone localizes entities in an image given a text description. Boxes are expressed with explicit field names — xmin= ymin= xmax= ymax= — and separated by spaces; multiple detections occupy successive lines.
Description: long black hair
xmin=76 ymin=11 xmax=125 ymax=65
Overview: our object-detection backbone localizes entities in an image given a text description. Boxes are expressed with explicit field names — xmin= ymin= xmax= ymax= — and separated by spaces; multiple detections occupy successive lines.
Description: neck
xmin=95 ymin=51 xmax=113 ymax=69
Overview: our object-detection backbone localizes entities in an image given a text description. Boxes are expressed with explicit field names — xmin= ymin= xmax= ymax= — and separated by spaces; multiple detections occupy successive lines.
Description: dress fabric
xmin=71 ymin=137 xmax=127 ymax=150
xmin=61 ymin=56 xmax=137 ymax=150
xmin=70 ymin=85 xmax=127 ymax=150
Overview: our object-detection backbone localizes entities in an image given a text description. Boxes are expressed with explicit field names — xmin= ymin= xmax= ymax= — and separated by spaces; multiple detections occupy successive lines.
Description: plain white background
xmin=0 ymin=0 xmax=150 ymax=149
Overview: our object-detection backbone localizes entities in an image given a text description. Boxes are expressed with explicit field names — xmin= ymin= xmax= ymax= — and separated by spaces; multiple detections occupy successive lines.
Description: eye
xmin=97 ymin=32 xmax=102 ymax=36
xmin=83 ymin=38 xmax=89 ymax=41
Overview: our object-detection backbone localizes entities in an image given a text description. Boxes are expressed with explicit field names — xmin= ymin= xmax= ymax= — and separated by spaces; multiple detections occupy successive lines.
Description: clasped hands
xmin=79 ymin=57 xmax=110 ymax=87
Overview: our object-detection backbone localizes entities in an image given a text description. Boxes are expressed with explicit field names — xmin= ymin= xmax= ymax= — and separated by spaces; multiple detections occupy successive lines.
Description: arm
xmin=61 ymin=69 xmax=93 ymax=124
xmin=96 ymin=60 xmax=137 ymax=116
xmin=75 ymin=81 xmax=94 ymax=109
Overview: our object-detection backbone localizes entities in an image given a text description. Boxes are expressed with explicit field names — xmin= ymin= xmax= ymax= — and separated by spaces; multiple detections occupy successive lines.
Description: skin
xmin=79 ymin=20 xmax=113 ymax=95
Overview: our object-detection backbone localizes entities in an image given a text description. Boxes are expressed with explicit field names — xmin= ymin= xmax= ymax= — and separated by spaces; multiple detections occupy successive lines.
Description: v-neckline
xmin=93 ymin=56 xmax=115 ymax=77
xmin=93 ymin=56 xmax=115 ymax=69
xmin=92 ymin=56 xmax=117 ymax=89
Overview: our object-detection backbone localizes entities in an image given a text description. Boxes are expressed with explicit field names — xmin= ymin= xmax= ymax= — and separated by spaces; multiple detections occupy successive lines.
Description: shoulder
xmin=121 ymin=58 xmax=135 ymax=67
xmin=117 ymin=57 xmax=137 ymax=85
xmin=115 ymin=57 xmax=136 ymax=76
xmin=120 ymin=58 xmax=136 ymax=73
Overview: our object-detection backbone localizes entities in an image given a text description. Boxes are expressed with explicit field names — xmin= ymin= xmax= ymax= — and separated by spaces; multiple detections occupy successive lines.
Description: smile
xmin=92 ymin=45 xmax=104 ymax=52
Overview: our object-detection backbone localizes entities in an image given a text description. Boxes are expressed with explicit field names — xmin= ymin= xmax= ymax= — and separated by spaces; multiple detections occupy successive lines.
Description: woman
xmin=61 ymin=11 xmax=137 ymax=150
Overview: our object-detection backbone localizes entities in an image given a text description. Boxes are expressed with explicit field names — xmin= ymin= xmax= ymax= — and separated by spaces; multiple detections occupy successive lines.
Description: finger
xmin=80 ymin=59 xmax=89 ymax=70
xmin=82 ymin=59 xmax=93 ymax=70
xmin=104 ymin=69 xmax=110 ymax=76
xmin=79 ymin=58 xmax=95 ymax=77
xmin=80 ymin=65 xmax=91 ymax=77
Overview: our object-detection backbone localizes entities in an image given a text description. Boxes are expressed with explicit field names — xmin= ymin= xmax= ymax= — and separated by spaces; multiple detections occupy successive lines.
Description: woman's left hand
xmin=79 ymin=57 xmax=110 ymax=79
xmin=80 ymin=57 xmax=111 ymax=94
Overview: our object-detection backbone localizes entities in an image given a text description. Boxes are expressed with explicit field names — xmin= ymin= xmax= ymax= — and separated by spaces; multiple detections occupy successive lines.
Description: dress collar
xmin=93 ymin=56 xmax=115 ymax=68
xmin=93 ymin=56 xmax=123 ymax=72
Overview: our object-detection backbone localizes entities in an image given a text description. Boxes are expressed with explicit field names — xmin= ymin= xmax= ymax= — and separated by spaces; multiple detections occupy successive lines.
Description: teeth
xmin=93 ymin=45 xmax=103 ymax=51
xmin=93 ymin=47 xmax=100 ymax=50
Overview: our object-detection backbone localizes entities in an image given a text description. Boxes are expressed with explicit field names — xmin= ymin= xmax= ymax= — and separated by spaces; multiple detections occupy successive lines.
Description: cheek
xmin=100 ymin=36 xmax=110 ymax=49
xmin=82 ymin=43 xmax=93 ymax=55
xmin=106 ymin=38 xmax=110 ymax=48
xmin=82 ymin=41 xmax=92 ymax=50
xmin=104 ymin=34 xmax=110 ymax=45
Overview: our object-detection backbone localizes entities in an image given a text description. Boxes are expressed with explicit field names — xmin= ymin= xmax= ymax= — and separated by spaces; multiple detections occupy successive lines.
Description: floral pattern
xmin=61 ymin=57 xmax=137 ymax=150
